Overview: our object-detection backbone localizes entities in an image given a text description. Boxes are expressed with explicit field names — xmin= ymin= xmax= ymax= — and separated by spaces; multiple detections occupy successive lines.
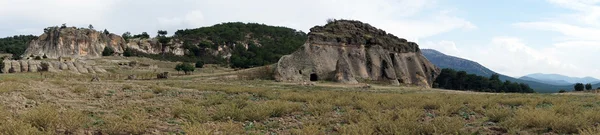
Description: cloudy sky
xmin=0 ymin=0 xmax=599 ymax=78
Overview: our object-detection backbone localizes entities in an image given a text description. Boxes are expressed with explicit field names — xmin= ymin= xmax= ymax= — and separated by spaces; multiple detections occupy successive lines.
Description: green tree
xmin=157 ymin=30 xmax=168 ymax=37
xmin=88 ymin=24 xmax=94 ymax=30
xmin=133 ymin=32 xmax=150 ymax=39
xmin=195 ymin=61 xmax=204 ymax=68
xmin=122 ymin=32 xmax=132 ymax=42
xmin=102 ymin=46 xmax=115 ymax=56
xmin=175 ymin=63 xmax=195 ymax=75
xmin=585 ymin=83 xmax=593 ymax=90
xmin=574 ymin=83 xmax=585 ymax=91
xmin=103 ymin=29 xmax=110 ymax=35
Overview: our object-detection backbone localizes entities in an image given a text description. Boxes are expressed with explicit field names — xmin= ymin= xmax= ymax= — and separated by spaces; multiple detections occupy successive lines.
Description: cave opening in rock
xmin=310 ymin=74 xmax=318 ymax=81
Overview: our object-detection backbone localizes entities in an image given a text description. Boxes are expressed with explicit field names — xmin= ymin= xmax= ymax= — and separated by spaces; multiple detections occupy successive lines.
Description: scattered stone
xmin=157 ymin=72 xmax=169 ymax=79
xmin=91 ymin=76 xmax=100 ymax=82
xmin=127 ymin=75 xmax=137 ymax=80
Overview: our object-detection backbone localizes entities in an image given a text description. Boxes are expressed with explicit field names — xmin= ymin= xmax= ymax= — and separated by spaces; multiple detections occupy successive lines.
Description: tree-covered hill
xmin=0 ymin=35 xmax=37 ymax=59
xmin=172 ymin=22 xmax=307 ymax=68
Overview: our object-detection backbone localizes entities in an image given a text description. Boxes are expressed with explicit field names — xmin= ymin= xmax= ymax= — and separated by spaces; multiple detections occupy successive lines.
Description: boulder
xmin=2 ymin=60 xmax=10 ymax=73
xmin=20 ymin=60 xmax=29 ymax=72
xmin=10 ymin=61 xmax=21 ymax=73
xmin=274 ymin=20 xmax=440 ymax=88
xmin=75 ymin=62 xmax=88 ymax=73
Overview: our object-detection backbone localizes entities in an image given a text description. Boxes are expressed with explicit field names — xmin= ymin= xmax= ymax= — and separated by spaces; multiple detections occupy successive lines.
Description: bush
xmin=195 ymin=61 xmax=204 ymax=68
xmin=34 ymin=56 xmax=42 ymax=60
xmin=559 ymin=89 xmax=567 ymax=93
xmin=102 ymin=46 xmax=115 ymax=56
xmin=175 ymin=63 xmax=195 ymax=75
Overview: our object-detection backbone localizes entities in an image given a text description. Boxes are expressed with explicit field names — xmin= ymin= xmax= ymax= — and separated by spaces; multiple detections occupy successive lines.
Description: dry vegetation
xmin=0 ymin=57 xmax=599 ymax=135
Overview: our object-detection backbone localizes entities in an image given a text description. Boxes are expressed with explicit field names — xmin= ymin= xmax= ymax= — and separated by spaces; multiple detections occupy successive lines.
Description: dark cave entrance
xmin=310 ymin=74 xmax=319 ymax=81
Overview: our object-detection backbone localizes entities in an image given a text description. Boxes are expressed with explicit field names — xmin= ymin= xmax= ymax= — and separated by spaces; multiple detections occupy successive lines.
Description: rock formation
xmin=21 ymin=26 xmax=183 ymax=59
xmin=1 ymin=60 xmax=106 ymax=74
xmin=274 ymin=20 xmax=440 ymax=87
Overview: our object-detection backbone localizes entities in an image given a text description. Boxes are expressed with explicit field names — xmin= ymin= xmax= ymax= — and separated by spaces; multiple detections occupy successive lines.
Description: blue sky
xmin=0 ymin=0 xmax=599 ymax=78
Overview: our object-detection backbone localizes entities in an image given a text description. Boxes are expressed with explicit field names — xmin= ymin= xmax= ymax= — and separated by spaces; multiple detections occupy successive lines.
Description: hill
xmin=521 ymin=73 xmax=600 ymax=84
xmin=421 ymin=49 xmax=494 ymax=77
xmin=0 ymin=35 xmax=38 ymax=59
xmin=420 ymin=49 xmax=596 ymax=93
xmin=518 ymin=76 xmax=572 ymax=85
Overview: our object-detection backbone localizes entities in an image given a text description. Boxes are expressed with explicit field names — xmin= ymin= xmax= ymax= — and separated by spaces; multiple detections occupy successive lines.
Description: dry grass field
xmin=0 ymin=57 xmax=599 ymax=135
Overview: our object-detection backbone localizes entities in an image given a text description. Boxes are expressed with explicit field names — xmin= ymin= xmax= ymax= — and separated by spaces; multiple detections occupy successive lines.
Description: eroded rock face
xmin=1 ymin=60 xmax=105 ymax=74
xmin=274 ymin=20 xmax=440 ymax=88
xmin=127 ymin=38 xmax=184 ymax=55
xmin=23 ymin=27 xmax=127 ymax=59
xmin=21 ymin=26 xmax=184 ymax=59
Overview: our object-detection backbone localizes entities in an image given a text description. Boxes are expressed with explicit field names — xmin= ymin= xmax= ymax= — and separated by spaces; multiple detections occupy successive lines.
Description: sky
xmin=0 ymin=0 xmax=599 ymax=78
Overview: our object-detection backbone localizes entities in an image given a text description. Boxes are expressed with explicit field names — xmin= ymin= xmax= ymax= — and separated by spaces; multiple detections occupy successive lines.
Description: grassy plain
xmin=0 ymin=57 xmax=599 ymax=135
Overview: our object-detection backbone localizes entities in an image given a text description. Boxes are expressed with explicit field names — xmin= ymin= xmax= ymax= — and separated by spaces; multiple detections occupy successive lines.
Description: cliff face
xmin=274 ymin=20 xmax=440 ymax=87
xmin=23 ymin=27 xmax=127 ymax=59
xmin=21 ymin=27 xmax=183 ymax=59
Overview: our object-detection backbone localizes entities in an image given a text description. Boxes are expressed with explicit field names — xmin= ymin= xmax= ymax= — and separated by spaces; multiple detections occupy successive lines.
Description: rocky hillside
xmin=275 ymin=20 xmax=440 ymax=87
xmin=19 ymin=23 xmax=305 ymax=68
xmin=172 ymin=22 xmax=306 ymax=67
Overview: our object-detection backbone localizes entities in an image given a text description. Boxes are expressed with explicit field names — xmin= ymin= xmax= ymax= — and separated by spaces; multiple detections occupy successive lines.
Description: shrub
xmin=195 ymin=61 xmax=204 ymax=68
xmin=102 ymin=46 xmax=115 ymax=56
xmin=34 ymin=56 xmax=42 ymax=60
xmin=559 ymin=89 xmax=567 ymax=93
xmin=485 ymin=107 xmax=512 ymax=122
xmin=172 ymin=104 xmax=208 ymax=123
xmin=101 ymin=108 xmax=150 ymax=134
xmin=175 ymin=63 xmax=195 ymax=75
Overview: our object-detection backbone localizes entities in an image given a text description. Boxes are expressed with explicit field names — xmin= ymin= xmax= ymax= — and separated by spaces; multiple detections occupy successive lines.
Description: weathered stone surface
xmin=22 ymin=26 xmax=184 ymax=59
xmin=2 ymin=60 xmax=10 ymax=73
xmin=274 ymin=20 xmax=440 ymax=88
xmin=75 ymin=62 xmax=88 ymax=73
xmin=66 ymin=62 xmax=79 ymax=73
xmin=10 ymin=61 xmax=21 ymax=73
xmin=20 ymin=61 xmax=29 ymax=72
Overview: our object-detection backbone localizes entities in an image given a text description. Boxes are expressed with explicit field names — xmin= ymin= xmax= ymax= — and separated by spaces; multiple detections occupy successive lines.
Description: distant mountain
xmin=522 ymin=73 xmax=600 ymax=84
xmin=421 ymin=49 xmax=600 ymax=93
xmin=421 ymin=49 xmax=495 ymax=77
xmin=519 ymin=76 xmax=572 ymax=86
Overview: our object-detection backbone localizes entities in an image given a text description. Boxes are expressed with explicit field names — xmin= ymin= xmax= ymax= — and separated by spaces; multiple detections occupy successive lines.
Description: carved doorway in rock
xmin=310 ymin=73 xmax=318 ymax=81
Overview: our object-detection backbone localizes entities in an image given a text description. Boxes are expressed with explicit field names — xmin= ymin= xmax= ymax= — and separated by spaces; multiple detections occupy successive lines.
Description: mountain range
xmin=519 ymin=73 xmax=600 ymax=85
xmin=421 ymin=49 xmax=599 ymax=93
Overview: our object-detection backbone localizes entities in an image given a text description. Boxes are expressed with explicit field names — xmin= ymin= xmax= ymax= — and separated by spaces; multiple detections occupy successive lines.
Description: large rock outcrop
xmin=274 ymin=20 xmax=440 ymax=87
xmin=21 ymin=26 xmax=183 ymax=59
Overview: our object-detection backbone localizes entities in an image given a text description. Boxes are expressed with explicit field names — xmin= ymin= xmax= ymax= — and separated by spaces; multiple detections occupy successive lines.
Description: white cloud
xmin=421 ymin=40 xmax=463 ymax=57
xmin=493 ymin=0 xmax=600 ymax=78
xmin=0 ymin=0 xmax=473 ymax=40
